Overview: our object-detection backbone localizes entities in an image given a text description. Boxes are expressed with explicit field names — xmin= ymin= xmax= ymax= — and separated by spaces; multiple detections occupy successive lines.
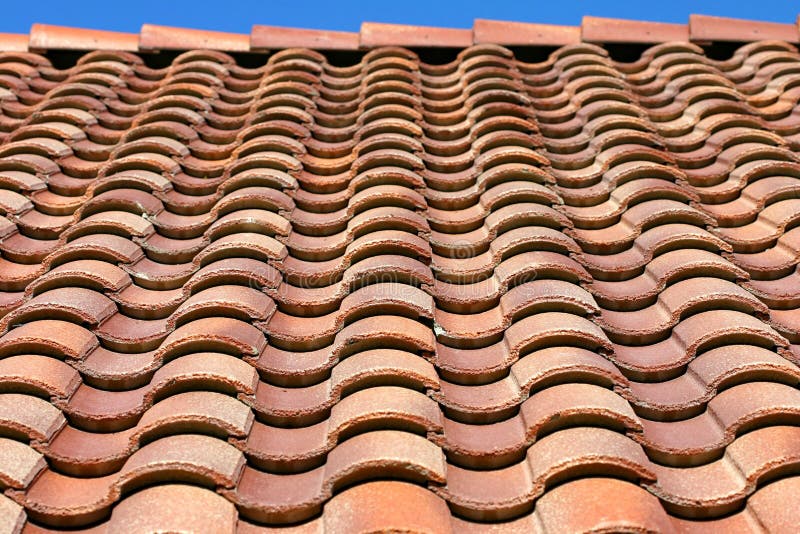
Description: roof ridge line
xmin=2 ymin=14 xmax=799 ymax=53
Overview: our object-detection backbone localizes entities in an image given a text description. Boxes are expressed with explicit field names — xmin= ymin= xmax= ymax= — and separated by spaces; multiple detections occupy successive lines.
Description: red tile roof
xmin=1 ymin=14 xmax=800 ymax=533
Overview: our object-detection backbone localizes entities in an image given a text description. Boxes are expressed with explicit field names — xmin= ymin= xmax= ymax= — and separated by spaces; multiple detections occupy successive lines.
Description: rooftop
xmin=1 ymin=13 xmax=800 ymax=533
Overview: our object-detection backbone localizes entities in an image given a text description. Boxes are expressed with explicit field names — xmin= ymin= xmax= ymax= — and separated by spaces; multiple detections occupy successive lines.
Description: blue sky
xmin=1 ymin=0 xmax=797 ymax=34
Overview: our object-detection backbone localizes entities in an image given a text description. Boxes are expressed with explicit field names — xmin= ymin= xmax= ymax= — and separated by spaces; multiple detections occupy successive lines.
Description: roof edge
xmin=1 ymin=15 xmax=798 ymax=53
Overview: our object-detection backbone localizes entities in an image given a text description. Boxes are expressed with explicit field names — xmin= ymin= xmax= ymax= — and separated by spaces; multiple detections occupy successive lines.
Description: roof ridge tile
xmin=139 ymin=23 xmax=250 ymax=52
xmin=28 ymin=23 xmax=138 ymax=52
xmin=582 ymin=15 xmax=689 ymax=44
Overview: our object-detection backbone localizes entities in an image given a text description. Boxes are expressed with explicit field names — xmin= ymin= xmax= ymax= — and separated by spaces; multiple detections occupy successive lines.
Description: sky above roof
xmin=1 ymin=0 xmax=797 ymax=34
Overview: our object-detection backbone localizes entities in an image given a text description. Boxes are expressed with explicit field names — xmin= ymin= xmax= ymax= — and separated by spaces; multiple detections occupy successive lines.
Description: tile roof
xmin=1 ymin=14 xmax=800 ymax=533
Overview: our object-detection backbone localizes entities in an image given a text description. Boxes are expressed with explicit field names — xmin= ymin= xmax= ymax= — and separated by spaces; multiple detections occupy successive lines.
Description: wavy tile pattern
xmin=1 ymin=38 xmax=800 ymax=533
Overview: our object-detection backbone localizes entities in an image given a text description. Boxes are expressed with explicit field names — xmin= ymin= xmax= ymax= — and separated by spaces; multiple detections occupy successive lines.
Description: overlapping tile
xmin=1 ymin=22 xmax=800 ymax=533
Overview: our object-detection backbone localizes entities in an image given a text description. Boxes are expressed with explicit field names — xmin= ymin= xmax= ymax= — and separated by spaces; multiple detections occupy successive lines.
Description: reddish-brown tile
xmin=107 ymin=485 xmax=237 ymax=533
xmin=251 ymin=25 xmax=360 ymax=51
xmin=28 ymin=24 xmax=139 ymax=51
xmin=360 ymin=22 xmax=472 ymax=48
xmin=139 ymin=24 xmax=250 ymax=52
xmin=535 ymin=478 xmax=674 ymax=532
xmin=0 ymin=33 xmax=29 ymax=52
xmin=690 ymin=14 xmax=799 ymax=43
xmin=473 ymin=19 xmax=580 ymax=46
xmin=582 ymin=16 xmax=688 ymax=44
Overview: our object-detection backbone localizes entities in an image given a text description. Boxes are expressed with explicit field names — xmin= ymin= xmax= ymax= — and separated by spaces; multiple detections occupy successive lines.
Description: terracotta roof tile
xmin=473 ymin=19 xmax=581 ymax=46
xmin=689 ymin=14 xmax=800 ymax=43
xmin=28 ymin=24 xmax=139 ymax=51
xmin=0 ymin=33 xmax=29 ymax=52
xmin=139 ymin=24 xmax=250 ymax=51
xmin=3 ymin=18 xmax=800 ymax=532
xmin=582 ymin=16 xmax=689 ymax=43
xmin=251 ymin=25 xmax=360 ymax=50
xmin=360 ymin=22 xmax=472 ymax=48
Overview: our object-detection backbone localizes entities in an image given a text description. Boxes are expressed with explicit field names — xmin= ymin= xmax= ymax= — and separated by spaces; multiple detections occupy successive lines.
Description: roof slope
xmin=0 ymin=27 xmax=799 ymax=533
